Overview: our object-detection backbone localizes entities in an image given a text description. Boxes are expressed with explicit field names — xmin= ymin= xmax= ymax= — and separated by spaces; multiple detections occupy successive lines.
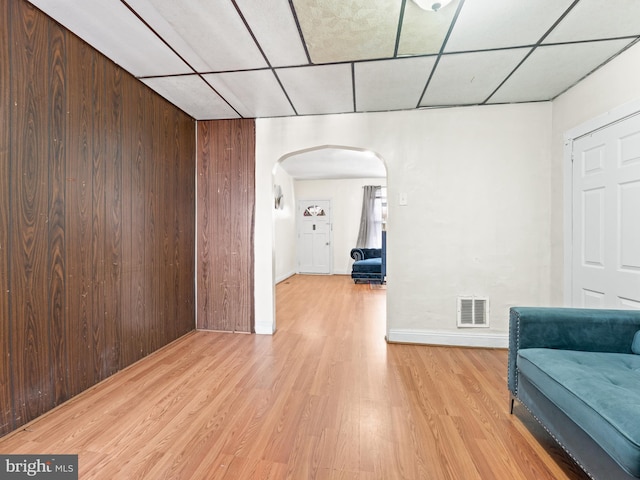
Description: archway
xmin=271 ymin=145 xmax=388 ymax=333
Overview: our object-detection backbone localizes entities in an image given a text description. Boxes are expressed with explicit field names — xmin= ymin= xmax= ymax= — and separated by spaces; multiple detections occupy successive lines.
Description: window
xmin=375 ymin=186 xmax=387 ymax=232
xmin=303 ymin=205 xmax=326 ymax=216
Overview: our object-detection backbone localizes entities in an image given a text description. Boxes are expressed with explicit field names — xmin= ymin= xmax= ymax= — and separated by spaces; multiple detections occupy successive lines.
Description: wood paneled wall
xmin=197 ymin=120 xmax=255 ymax=333
xmin=0 ymin=0 xmax=196 ymax=437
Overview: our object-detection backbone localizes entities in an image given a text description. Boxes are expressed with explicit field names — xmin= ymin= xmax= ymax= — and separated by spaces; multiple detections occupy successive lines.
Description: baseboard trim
xmin=386 ymin=329 xmax=508 ymax=348
xmin=275 ymin=271 xmax=297 ymax=284
xmin=254 ymin=322 xmax=275 ymax=335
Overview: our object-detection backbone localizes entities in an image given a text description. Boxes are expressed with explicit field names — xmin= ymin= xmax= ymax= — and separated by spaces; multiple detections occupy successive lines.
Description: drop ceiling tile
xmin=421 ymin=48 xmax=529 ymax=106
xmin=203 ymin=70 xmax=295 ymax=118
xmin=544 ymin=0 xmax=640 ymax=44
xmin=141 ymin=76 xmax=239 ymax=120
xmin=234 ymin=0 xmax=309 ymax=67
xmin=275 ymin=64 xmax=353 ymax=115
xmin=292 ymin=0 xmax=401 ymax=63
xmin=355 ymin=57 xmax=436 ymax=112
xmin=127 ymin=0 xmax=267 ymax=72
xmin=397 ymin=0 xmax=460 ymax=56
xmin=27 ymin=0 xmax=191 ymax=77
xmin=488 ymin=39 xmax=635 ymax=104
xmin=445 ymin=0 xmax=574 ymax=52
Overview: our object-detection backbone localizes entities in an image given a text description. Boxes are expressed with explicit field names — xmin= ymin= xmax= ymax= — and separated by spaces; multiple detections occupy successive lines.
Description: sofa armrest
xmin=508 ymin=307 xmax=640 ymax=396
xmin=350 ymin=248 xmax=381 ymax=261
xmin=350 ymin=248 xmax=365 ymax=261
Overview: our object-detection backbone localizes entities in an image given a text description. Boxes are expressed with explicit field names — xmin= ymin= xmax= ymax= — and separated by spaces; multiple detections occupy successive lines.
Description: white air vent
xmin=457 ymin=296 xmax=489 ymax=327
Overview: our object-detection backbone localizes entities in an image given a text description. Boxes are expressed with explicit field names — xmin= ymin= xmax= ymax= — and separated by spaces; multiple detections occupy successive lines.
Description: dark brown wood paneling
xmin=1 ymin=0 xmax=196 ymax=437
xmin=177 ymin=113 xmax=196 ymax=339
xmin=145 ymin=89 xmax=160 ymax=354
xmin=65 ymin=37 xmax=95 ymax=397
xmin=197 ymin=121 xmax=213 ymax=330
xmin=48 ymin=18 xmax=68 ymax=407
xmin=91 ymin=53 xmax=107 ymax=381
xmin=120 ymin=68 xmax=133 ymax=368
xmin=197 ymin=119 xmax=255 ymax=332
xmin=10 ymin=0 xmax=54 ymax=424
xmin=0 ymin=0 xmax=13 ymax=436
xmin=104 ymin=65 xmax=123 ymax=374
xmin=130 ymin=81 xmax=147 ymax=363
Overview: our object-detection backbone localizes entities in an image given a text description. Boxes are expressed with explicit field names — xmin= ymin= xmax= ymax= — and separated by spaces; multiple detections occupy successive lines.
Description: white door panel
xmin=297 ymin=200 xmax=331 ymax=274
xmin=572 ymin=113 xmax=640 ymax=309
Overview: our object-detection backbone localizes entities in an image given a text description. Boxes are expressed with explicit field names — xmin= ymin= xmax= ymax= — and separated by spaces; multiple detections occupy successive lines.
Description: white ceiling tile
xmin=445 ymin=0 xmax=574 ymax=52
xmin=355 ymin=57 xmax=436 ymax=112
xmin=489 ymin=39 xmax=635 ymax=104
xmin=141 ymin=76 xmax=239 ymax=120
xmin=398 ymin=0 xmax=460 ymax=56
xmin=292 ymin=0 xmax=401 ymax=63
xmin=421 ymin=48 xmax=529 ymax=106
xmin=545 ymin=0 xmax=640 ymax=44
xmin=234 ymin=0 xmax=308 ymax=67
xmin=130 ymin=0 xmax=267 ymax=72
xmin=27 ymin=0 xmax=191 ymax=77
xmin=276 ymin=65 xmax=353 ymax=115
xmin=203 ymin=70 xmax=295 ymax=118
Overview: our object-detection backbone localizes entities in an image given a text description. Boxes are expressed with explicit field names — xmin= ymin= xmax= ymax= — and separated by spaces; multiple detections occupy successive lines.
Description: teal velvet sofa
xmin=350 ymin=231 xmax=386 ymax=284
xmin=508 ymin=307 xmax=640 ymax=479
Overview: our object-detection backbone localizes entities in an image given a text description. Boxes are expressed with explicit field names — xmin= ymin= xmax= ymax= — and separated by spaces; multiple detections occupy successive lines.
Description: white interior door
xmin=297 ymin=200 xmax=332 ymax=274
xmin=572 ymin=113 xmax=640 ymax=309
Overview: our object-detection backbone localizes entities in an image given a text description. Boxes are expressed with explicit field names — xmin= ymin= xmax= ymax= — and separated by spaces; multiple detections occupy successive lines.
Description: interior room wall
xmin=294 ymin=178 xmax=387 ymax=275
xmin=273 ymin=165 xmax=297 ymax=282
xmin=0 ymin=0 xmax=196 ymax=437
xmin=255 ymin=103 xmax=553 ymax=344
xmin=550 ymin=41 xmax=640 ymax=305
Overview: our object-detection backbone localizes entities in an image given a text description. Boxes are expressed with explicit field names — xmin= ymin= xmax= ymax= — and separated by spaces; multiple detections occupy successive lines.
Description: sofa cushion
xmin=352 ymin=257 xmax=381 ymax=274
xmin=518 ymin=348 xmax=640 ymax=477
xmin=632 ymin=330 xmax=640 ymax=354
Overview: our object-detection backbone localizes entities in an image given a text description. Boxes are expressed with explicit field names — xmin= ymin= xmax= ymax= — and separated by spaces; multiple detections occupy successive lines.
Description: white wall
xmin=295 ymin=177 xmax=386 ymax=275
xmin=273 ymin=164 xmax=297 ymax=283
xmin=255 ymin=104 xmax=553 ymax=345
xmin=550 ymin=42 xmax=640 ymax=305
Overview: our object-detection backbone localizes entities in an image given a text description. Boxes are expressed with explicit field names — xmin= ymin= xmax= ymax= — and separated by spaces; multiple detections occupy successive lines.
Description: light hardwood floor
xmin=0 ymin=274 xmax=589 ymax=479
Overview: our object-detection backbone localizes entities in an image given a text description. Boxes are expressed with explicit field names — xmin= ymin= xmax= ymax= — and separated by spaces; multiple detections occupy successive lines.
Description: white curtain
xmin=356 ymin=185 xmax=381 ymax=248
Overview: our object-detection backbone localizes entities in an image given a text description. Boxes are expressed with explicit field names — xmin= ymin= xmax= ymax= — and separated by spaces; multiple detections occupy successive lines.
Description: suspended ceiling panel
xmin=141 ymin=76 xmax=239 ymax=120
xmin=126 ymin=0 xmax=267 ymax=72
xmin=234 ymin=0 xmax=309 ymax=67
xmin=26 ymin=0 xmax=640 ymax=120
xmin=421 ymin=48 xmax=529 ymax=107
xmin=397 ymin=0 xmax=460 ymax=56
xmin=203 ymin=71 xmax=296 ymax=118
xmin=276 ymin=64 xmax=354 ymax=115
xmin=445 ymin=0 xmax=575 ymax=52
xmin=27 ymin=0 xmax=191 ymax=77
xmin=355 ymin=57 xmax=437 ymax=112
xmin=544 ymin=0 xmax=640 ymax=43
xmin=489 ymin=39 xmax=635 ymax=104
xmin=292 ymin=0 xmax=402 ymax=63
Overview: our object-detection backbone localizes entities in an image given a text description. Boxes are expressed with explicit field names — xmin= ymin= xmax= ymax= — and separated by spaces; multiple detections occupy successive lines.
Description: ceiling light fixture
xmin=411 ymin=0 xmax=453 ymax=12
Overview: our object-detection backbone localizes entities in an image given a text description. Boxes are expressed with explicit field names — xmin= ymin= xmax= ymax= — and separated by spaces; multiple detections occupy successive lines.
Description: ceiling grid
xmin=26 ymin=0 xmax=640 ymax=120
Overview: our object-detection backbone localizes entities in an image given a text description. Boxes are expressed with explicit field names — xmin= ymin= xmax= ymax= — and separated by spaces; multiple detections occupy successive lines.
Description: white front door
xmin=572 ymin=113 xmax=640 ymax=309
xmin=297 ymin=200 xmax=331 ymax=274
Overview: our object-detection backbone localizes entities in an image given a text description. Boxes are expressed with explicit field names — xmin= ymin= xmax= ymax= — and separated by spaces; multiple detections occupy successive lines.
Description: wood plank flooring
xmin=0 ymin=274 xmax=589 ymax=479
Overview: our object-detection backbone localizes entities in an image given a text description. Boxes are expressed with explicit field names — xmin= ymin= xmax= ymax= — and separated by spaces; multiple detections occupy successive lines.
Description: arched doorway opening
xmin=271 ymin=145 xmax=388 ymax=333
